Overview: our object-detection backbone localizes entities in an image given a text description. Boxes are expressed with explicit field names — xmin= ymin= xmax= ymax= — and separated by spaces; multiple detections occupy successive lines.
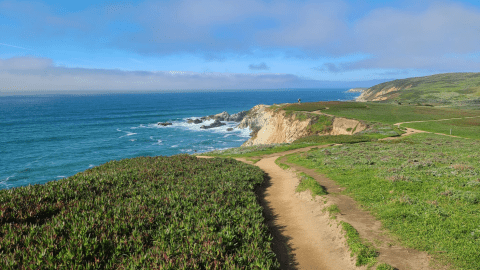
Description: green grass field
xmin=286 ymin=133 xmax=480 ymax=270
xmin=275 ymin=101 xmax=480 ymax=124
xmin=402 ymin=117 xmax=480 ymax=139
xmin=198 ymin=135 xmax=379 ymax=158
xmin=322 ymin=102 xmax=480 ymax=124
xmin=363 ymin=72 xmax=480 ymax=104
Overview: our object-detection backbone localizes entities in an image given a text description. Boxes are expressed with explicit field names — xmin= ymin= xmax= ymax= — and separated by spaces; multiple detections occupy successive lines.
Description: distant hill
xmin=356 ymin=73 xmax=480 ymax=106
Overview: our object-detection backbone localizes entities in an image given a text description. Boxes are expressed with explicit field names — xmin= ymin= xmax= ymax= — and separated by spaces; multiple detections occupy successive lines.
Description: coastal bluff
xmin=236 ymin=104 xmax=366 ymax=146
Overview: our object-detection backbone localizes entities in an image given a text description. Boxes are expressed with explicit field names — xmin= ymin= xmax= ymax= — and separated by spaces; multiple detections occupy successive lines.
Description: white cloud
xmin=352 ymin=2 xmax=480 ymax=69
xmin=0 ymin=57 xmax=318 ymax=91
xmin=0 ymin=57 xmax=53 ymax=70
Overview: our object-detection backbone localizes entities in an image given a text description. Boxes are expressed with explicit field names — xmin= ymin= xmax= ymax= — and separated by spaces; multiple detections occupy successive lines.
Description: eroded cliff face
xmin=356 ymin=85 xmax=412 ymax=102
xmin=237 ymin=105 xmax=366 ymax=146
xmin=331 ymin=117 xmax=367 ymax=135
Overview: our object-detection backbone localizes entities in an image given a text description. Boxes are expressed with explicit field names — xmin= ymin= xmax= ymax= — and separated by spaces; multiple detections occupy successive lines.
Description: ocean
xmin=1 ymin=89 xmax=360 ymax=190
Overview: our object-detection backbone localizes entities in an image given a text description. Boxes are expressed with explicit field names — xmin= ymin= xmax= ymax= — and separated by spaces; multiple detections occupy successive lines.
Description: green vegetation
xmin=320 ymin=102 xmax=480 ymax=125
xmin=306 ymin=114 xmax=333 ymax=134
xmin=0 ymin=155 xmax=279 ymax=269
xmin=286 ymin=133 xmax=480 ymax=269
xmin=295 ymin=172 xmax=327 ymax=199
xmin=340 ymin=221 xmax=378 ymax=267
xmin=363 ymin=72 xmax=480 ymax=105
xmin=282 ymin=101 xmax=368 ymax=112
xmin=198 ymin=143 xmax=316 ymax=158
xmin=292 ymin=134 xmax=376 ymax=144
xmin=274 ymin=156 xmax=290 ymax=170
xmin=324 ymin=204 xmax=340 ymax=217
xmin=402 ymin=117 xmax=480 ymax=139
xmin=201 ymin=134 xmax=387 ymax=159
xmin=376 ymin=263 xmax=396 ymax=270
xmin=246 ymin=157 xmax=261 ymax=164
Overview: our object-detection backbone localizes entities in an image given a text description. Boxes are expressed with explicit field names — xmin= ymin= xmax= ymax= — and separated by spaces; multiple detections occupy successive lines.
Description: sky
xmin=1 ymin=0 xmax=480 ymax=93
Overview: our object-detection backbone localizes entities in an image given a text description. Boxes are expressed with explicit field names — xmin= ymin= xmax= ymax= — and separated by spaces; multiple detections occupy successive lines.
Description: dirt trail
xmin=195 ymin=118 xmax=471 ymax=269
xmin=198 ymin=146 xmax=449 ymax=269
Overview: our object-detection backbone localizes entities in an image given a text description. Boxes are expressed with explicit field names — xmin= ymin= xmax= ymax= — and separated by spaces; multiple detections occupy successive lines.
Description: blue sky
xmin=1 ymin=0 xmax=480 ymax=92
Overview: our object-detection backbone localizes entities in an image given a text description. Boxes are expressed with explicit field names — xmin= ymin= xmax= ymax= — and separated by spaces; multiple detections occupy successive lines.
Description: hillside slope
xmin=357 ymin=72 xmax=480 ymax=105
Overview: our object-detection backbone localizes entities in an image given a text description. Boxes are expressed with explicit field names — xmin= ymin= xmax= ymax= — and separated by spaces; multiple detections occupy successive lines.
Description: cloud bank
xmin=0 ymin=57 xmax=390 ymax=93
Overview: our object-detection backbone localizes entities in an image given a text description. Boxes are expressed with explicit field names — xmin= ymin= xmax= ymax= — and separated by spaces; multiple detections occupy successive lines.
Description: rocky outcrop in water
xmin=202 ymin=110 xmax=248 ymax=122
xmin=157 ymin=122 xmax=172 ymax=126
xmin=187 ymin=118 xmax=203 ymax=124
xmin=200 ymin=119 xmax=226 ymax=129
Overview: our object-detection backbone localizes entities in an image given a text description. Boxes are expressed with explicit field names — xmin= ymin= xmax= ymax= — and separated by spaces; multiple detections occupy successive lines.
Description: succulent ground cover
xmin=286 ymin=133 xmax=480 ymax=269
xmin=0 ymin=155 xmax=279 ymax=269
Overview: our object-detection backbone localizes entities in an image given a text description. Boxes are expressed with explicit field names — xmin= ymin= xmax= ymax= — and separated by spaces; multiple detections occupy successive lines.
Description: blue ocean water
xmin=1 ymin=89 xmax=360 ymax=190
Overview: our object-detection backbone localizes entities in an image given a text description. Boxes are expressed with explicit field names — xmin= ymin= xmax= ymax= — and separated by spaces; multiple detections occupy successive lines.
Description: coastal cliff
xmin=237 ymin=105 xmax=313 ymax=146
xmin=236 ymin=104 xmax=366 ymax=146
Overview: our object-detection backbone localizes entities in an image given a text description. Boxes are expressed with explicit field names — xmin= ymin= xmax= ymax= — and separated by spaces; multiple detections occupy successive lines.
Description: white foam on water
xmin=119 ymin=131 xmax=137 ymax=138
xmin=153 ymin=140 xmax=163 ymax=145
xmin=116 ymin=128 xmax=122 ymax=132
xmin=129 ymin=139 xmax=136 ymax=142
xmin=56 ymin=176 xmax=66 ymax=178
xmin=171 ymin=145 xmax=179 ymax=148
xmin=89 ymin=164 xmax=95 ymax=168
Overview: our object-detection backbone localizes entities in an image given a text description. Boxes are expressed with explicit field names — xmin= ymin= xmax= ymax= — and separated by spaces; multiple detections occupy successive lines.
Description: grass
xmin=197 ymin=143 xmax=317 ymax=158
xmin=286 ymin=133 xmax=480 ymax=269
xmin=274 ymin=156 xmax=290 ymax=170
xmin=282 ymin=101 xmax=368 ymax=112
xmin=292 ymin=134 xmax=377 ymax=144
xmin=246 ymin=157 xmax=261 ymax=164
xmin=323 ymin=102 xmax=480 ymax=125
xmin=376 ymin=263 xmax=397 ymax=270
xmin=363 ymin=72 xmax=480 ymax=105
xmin=295 ymin=172 xmax=327 ymax=199
xmin=199 ymin=134 xmax=381 ymax=158
xmin=340 ymin=221 xmax=378 ymax=267
xmin=324 ymin=204 xmax=340 ymax=217
xmin=401 ymin=117 xmax=480 ymax=139
xmin=0 ymin=155 xmax=280 ymax=269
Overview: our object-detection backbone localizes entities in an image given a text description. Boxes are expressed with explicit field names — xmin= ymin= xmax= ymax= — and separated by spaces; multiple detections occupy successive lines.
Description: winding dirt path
xmin=195 ymin=115 xmax=480 ymax=269
xmin=198 ymin=144 xmax=450 ymax=269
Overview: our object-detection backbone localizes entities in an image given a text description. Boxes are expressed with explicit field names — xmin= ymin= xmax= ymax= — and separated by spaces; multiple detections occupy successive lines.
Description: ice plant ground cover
xmin=287 ymin=133 xmax=480 ymax=270
xmin=0 ymin=155 xmax=279 ymax=269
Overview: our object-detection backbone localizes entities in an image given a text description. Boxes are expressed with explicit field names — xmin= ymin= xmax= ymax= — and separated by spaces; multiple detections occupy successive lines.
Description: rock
xmin=214 ymin=111 xmax=230 ymax=121
xmin=227 ymin=128 xmax=234 ymax=131
xmin=200 ymin=119 xmax=226 ymax=129
xmin=227 ymin=110 xmax=248 ymax=122
xmin=157 ymin=122 xmax=172 ymax=126
xmin=187 ymin=119 xmax=203 ymax=124
xmin=199 ymin=110 xmax=248 ymax=122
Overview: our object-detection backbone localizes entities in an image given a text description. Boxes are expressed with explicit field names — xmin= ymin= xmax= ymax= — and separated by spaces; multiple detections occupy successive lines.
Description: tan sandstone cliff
xmin=237 ymin=105 xmax=366 ymax=146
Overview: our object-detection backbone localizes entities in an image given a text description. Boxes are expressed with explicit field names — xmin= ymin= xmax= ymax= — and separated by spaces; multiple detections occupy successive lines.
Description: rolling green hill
xmin=357 ymin=72 xmax=480 ymax=106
